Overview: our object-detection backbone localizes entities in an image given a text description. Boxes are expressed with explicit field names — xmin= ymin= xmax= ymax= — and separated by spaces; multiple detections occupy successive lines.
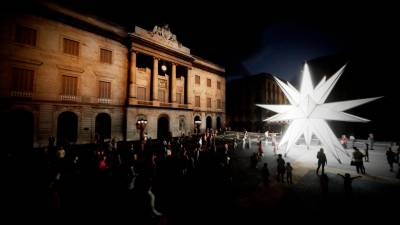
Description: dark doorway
xmin=217 ymin=117 xmax=222 ymax=130
xmin=157 ymin=116 xmax=169 ymax=140
xmin=95 ymin=113 xmax=111 ymax=142
xmin=3 ymin=110 xmax=34 ymax=154
xmin=206 ymin=116 xmax=212 ymax=130
xmin=194 ymin=115 xmax=201 ymax=133
xmin=57 ymin=111 xmax=78 ymax=146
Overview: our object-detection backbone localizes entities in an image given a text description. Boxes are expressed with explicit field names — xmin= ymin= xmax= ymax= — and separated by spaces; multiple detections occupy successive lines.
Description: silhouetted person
xmin=352 ymin=147 xmax=365 ymax=174
xmin=349 ymin=135 xmax=355 ymax=147
xmin=364 ymin=143 xmax=369 ymax=162
xmin=250 ymin=152 xmax=259 ymax=169
xmin=316 ymin=148 xmax=327 ymax=175
xmin=262 ymin=163 xmax=270 ymax=185
xmin=48 ymin=135 xmax=55 ymax=149
xmin=337 ymin=173 xmax=361 ymax=197
xmin=386 ymin=147 xmax=396 ymax=172
xmin=286 ymin=162 xmax=293 ymax=184
xmin=277 ymin=154 xmax=285 ymax=182
xmin=258 ymin=141 xmax=263 ymax=157
xmin=368 ymin=133 xmax=374 ymax=150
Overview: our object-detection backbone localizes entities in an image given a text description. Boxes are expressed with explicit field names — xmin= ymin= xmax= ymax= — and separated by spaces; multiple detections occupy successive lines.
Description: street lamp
xmin=194 ymin=119 xmax=201 ymax=134
xmin=161 ymin=64 xmax=167 ymax=72
xmin=136 ymin=118 xmax=148 ymax=140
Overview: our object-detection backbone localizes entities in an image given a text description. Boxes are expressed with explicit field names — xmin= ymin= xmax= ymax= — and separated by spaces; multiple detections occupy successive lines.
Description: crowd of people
xmin=4 ymin=129 xmax=400 ymax=223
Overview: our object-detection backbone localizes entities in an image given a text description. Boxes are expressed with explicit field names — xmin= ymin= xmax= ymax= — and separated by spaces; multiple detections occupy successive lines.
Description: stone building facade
xmin=0 ymin=2 xmax=225 ymax=148
xmin=226 ymin=73 xmax=287 ymax=132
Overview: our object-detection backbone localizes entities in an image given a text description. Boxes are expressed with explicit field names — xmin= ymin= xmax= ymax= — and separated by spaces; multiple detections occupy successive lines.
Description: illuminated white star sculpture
xmin=257 ymin=63 xmax=382 ymax=163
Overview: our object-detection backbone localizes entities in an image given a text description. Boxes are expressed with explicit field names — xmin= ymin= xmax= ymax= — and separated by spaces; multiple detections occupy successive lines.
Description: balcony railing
xmin=137 ymin=100 xmax=153 ymax=106
xmin=160 ymin=103 xmax=172 ymax=107
xmin=11 ymin=91 xmax=33 ymax=98
xmin=60 ymin=95 xmax=81 ymax=102
xmin=178 ymin=104 xmax=189 ymax=109
xmin=98 ymin=98 xmax=112 ymax=104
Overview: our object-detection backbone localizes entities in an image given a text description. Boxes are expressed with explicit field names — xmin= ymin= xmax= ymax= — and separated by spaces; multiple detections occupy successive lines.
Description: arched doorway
xmin=57 ymin=111 xmax=78 ymax=146
xmin=3 ymin=110 xmax=34 ymax=153
xmin=194 ymin=115 xmax=201 ymax=134
xmin=216 ymin=117 xmax=222 ymax=130
xmin=206 ymin=116 xmax=212 ymax=130
xmin=157 ymin=116 xmax=169 ymax=140
xmin=95 ymin=113 xmax=111 ymax=142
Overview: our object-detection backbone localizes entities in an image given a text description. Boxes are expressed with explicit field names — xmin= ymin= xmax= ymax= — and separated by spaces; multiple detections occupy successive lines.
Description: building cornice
xmin=41 ymin=1 xmax=127 ymax=38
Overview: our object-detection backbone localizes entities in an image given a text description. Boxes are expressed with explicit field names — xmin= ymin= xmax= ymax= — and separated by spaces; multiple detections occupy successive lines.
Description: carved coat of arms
xmin=151 ymin=24 xmax=178 ymax=43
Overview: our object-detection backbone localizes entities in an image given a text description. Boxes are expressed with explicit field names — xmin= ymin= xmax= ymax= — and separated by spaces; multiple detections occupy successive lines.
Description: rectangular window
xmin=207 ymin=78 xmax=211 ymax=87
xmin=207 ymin=97 xmax=211 ymax=108
xmin=62 ymin=75 xmax=78 ymax=96
xmin=195 ymin=96 xmax=200 ymax=107
xmin=195 ymin=75 xmax=200 ymax=85
xmin=158 ymin=89 xmax=166 ymax=102
xmin=63 ymin=38 xmax=79 ymax=56
xmin=100 ymin=48 xmax=112 ymax=64
xmin=177 ymin=93 xmax=183 ymax=104
xmin=99 ymin=81 xmax=111 ymax=99
xmin=217 ymin=99 xmax=222 ymax=109
xmin=217 ymin=81 xmax=221 ymax=90
xmin=15 ymin=25 xmax=36 ymax=46
xmin=137 ymin=87 xmax=146 ymax=100
xmin=12 ymin=68 xmax=34 ymax=92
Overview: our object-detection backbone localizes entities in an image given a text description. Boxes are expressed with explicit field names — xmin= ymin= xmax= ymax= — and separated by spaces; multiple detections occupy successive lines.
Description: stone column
xmin=186 ymin=67 xmax=192 ymax=106
xmin=171 ymin=63 xmax=177 ymax=103
xmin=152 ymin=57 xmax=158 ymax=101
xmin=129 ymin=51 xmax=137 ymax=98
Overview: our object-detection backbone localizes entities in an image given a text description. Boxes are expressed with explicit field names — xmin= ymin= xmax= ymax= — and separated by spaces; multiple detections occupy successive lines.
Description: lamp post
xmin=161 ymin=64 xmax=167 ymax=72
xmin=136 ymin=118 xmax=148 ymax=141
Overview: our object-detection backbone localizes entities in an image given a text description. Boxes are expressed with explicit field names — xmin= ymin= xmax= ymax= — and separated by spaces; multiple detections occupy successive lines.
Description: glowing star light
xmin=257 ymin=63 xmax=382 ymax=163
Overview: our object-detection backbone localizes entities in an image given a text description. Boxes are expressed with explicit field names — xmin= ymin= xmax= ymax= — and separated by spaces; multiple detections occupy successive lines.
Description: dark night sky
xmin=8 ymin=0 xmax=398 ymax=82
xmin=4 ymin=0 xmax=400 ymax=139
xmin=42 ymin=0 xmax=399 ymax=83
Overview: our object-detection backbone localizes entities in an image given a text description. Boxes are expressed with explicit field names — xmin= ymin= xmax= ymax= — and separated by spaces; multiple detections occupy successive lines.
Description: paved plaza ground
xmin=223 ymin=132 xmax=400 ymax=223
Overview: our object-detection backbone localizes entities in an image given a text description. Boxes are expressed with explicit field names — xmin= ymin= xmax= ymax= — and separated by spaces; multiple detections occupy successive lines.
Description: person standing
xmin=258 ymin=141 xmax=263 ymax=158
xmin=349 ymin=134 xmax=355 ymax=148
xmin=262 ymin=163 xmax=270 ymax=185
xmin=337 ymin=173 xmax=362 ymax=197
xmin=48 ymin=135 xmax=55 ymax=149
xmin=316 ymin=148 xmax=327 ymax=175
xmin=368 ymin=133 xmax=374 ymax=150
xmin=277 ymin=154 xmax=286 ymax=182
xmin=352 ymin=147 xmax=365 ymax=174
xmin=364 ymin=143 xmax=369 ymax=162
xmin=340 ymin=134 xmax=348 ymax=149
xmin=271 ymin=134 xmax=277 ymax=155
xmin=386 ymin=147 xmax=396 ymax=172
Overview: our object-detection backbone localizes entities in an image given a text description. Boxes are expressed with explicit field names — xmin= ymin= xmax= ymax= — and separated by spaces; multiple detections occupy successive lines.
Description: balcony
xmin=98 ymin=98 xmax=112 ymax=104
xmin=160 ymin=102 xmax=172 ymax=108
xmin=11 ymin=91 xmax=33 ymax=98
xmin=137 ymin=100 xmax=153 ymax=106
xmin=60 ymin=95 xmax=81 ymax=102
xmin=178 ymin=104 xmax=189 ymax=109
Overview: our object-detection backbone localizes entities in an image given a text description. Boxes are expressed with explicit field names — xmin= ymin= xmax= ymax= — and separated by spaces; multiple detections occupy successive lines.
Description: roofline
xmin=193 ymin=55 xmax=225 ymax=73
xmin=40 ymin=1 xmax=128 ymax=38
